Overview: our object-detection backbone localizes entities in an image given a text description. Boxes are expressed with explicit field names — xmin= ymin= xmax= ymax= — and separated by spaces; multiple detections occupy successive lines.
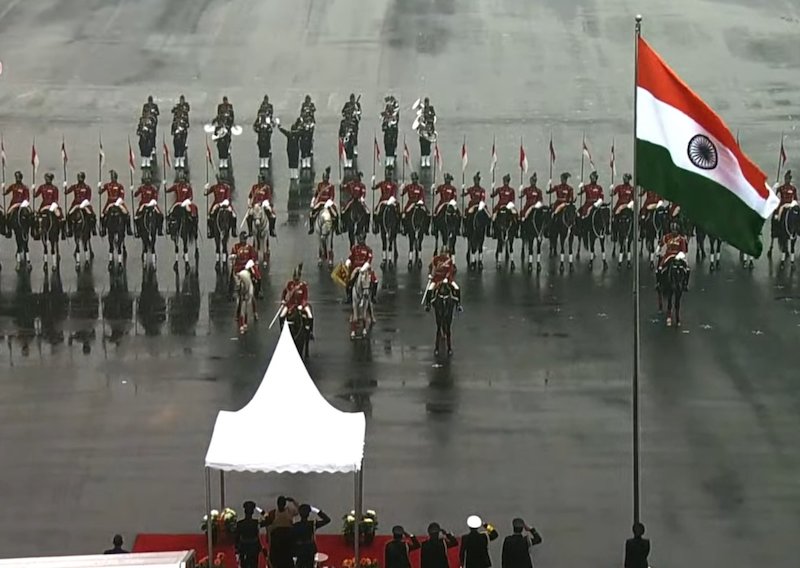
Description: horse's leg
xmin=446 ymin=321 xmax=452 ymax=356
xmin=600 ymin=236 xmax=607 ymax=269
xmin=674 ymin=291 xmax=681 ymax=327
xmin=433 ymin=322 xmax=440 ymax=356
xmin=666 ymin=292 xmax=673 ymax=327
xmin=495 ymin=236 xmax=502 ymax=269
xmin=568 ymin=233 xmax=574 ymax=271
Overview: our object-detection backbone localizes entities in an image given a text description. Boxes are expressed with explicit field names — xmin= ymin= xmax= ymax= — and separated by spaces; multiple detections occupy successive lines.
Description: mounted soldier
xmin=520 ymin=173 xmax=544 ymax=221
xmin=308 ymin=166 xmax=339 ymax=235
xmin=247 ymin=173 xmax=277 ymax=237
xmin=372 ymin=169 xmax=399 ymax=234
xmin=205 ymin=174 xmax=236 ymax=238
xmin=345 ymin=232 xmax=378 ymax=303
xmin=423 ymin=244 xmax=461 ymax=311
xmin=134 ymin=173 xmax=163 ymax=236
xmin=65 ymin=171 xmax=97 ymax=237
xmin=231 ymin=231 xmax=262 ymax=298
xmin=279 ymin=264 xmax=313 ymax=338
xmin=166 ymin=170 xmax=198 ymax=230
xmin=35 ymin=172 xmax=63 ymax=224
xmin=99 ymin=169 xmax=132 ymax=236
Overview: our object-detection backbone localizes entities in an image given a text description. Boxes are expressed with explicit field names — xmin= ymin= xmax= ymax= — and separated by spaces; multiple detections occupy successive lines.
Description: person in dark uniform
xmin=262 ymin=495 xmax=299 ymax=568
xmin=501 ymin=518 xmax=541 ymax=568
xmin=385 ymin=524 xmax=421 ymax=568
xmin=103 ymin=534 xmax=129 ymax=554
xmin=421 ymin=522 xmax=458 ymax=568
xmin=624 ymin=522 xmax=650 ymax=568
xmin=280 ymin=119 xmax=302 ymax=180
xmin=460 ymin=515 xmax=498 ymax=568
xmin=236 ymin=501 xmax=263 ymax=568
xmin=292 ymin=503 xmax=331 ymax=568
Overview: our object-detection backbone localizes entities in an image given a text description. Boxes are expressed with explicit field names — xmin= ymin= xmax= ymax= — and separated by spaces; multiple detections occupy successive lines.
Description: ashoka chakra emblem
xmin=687 ymin=134 xmax=718 ymax=170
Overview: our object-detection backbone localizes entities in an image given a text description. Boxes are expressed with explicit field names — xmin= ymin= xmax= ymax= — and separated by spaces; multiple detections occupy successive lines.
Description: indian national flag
xmin=636 ymin=36 xmax=778 ymax=257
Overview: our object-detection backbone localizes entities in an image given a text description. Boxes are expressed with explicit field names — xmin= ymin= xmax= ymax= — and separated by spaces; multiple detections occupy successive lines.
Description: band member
xmin=142 ymin=95 xmax=159 ymax=123
xmin=420 ymin=523 xmax=458 ymax=568
xmin=99 ymin=170 xmax=132 ymax=236
xmin=65 ymin=171 xmax=97 ymax=237
xmin=308 ymin=167 xmax=338 ymax=235
xmin=423 ymin=245 xmax=461 ymax=311
xmin=171 ymin=94 xmax=190 ymax=117
xmin=279 ymin=264 xmax=313 ymax=337
xmin=215 ymin=95 xmax=234 ymax=127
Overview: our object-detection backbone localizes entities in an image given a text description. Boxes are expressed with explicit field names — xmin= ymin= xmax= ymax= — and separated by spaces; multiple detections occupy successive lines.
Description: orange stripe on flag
xmin=637 ymin=36 xmax=768 ymax=198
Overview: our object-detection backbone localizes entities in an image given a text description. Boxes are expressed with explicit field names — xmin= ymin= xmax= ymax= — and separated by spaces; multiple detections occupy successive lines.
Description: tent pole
xmin=219 ymin=470 xmax=226 ymax=510
xmin=205 ymin=467 xmax=214 ymax=564
xmin=354 ymin=469 xmax=361 ymax=565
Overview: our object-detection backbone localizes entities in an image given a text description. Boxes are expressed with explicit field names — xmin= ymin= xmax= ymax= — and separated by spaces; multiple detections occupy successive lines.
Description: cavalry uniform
xmin=231 ymin=240 xmax=262 ymax=281
xmin=343 ymin=179 xmax=367 ymax=213
xmin=464 ymin=184 xmax=486 ymax=215
xmin=374 ymin=179 xmax=398 ymax=214
xmin=641 ymin=190 xmax=663 ymax=213
xmin=66 ymin=182 xmax=95 ymax=217
xmin=35 ymin=182 xmax=61 ymax=217
xmin=424 ymin=253 xmax=461 ymax=309
xmin=658 ymin=231 xmax=690 ymax=278
xmin=548 ymin=183 xmax=574 ymax=215
xmin=247 ymin=180 xmax=276 ymax=236
xmin=4 ymin=182 xmax=30 ymax=215
xmin=434 ymin=182 xmax=458 ymax=217
xmin=775 ymin=182 xmax=798 ymax=217
xmin=346 ymin=242 xmax=378 ymax=282
xmin=134 ymin=182 xmax=163 ymax=235
xmin=206 ymin=180 xmax=235 ymax=217
xmin=669 ymin=202 xmax=682 ymax=218
xmin=166 ymin=180 xmax=198 ymax=217
xmin=520 ymin=185 xmax=544 ymax=220
xmin=612 ymin=183 xmax=634 ymax=215
xmin=311 ymin=179 xmax=338 ymax=216
xmin=491 ymin=184 xmax=517 ymax=218
xmin=579 ymin=182 xmax=604 ymax=218
xmin=100 ymin=181 xmax=128 ymax=215
xmin=280 ymin=278 xmax=312 ymax=320
xmin=402 ymin=181 xmax=427 ymax=216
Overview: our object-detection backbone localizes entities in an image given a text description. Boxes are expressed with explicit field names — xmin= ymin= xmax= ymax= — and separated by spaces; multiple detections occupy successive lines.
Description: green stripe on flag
xmin=636 ymin=140 xmax=767 ymax=257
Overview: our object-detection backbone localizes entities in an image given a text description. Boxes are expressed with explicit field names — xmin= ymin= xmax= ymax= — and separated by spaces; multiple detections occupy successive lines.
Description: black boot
xmin=423 ymin=288 xmax=432 ymax=311
xmin=455 ymin=289 xmax=463 ymax=311
xmin=308 ymin=215 xmax=315 ymax=235
xmin=255 ymin=278 xmax=263 ymax=299
xmin=307 ymin=316 xmax=315 ymax=340
xmin=269 ymin=216 xmax=277 ymax=238
xmin=346 ymin=281 xmax=354 ymax=303
xmin=99 ymin=216 xmax=107 ymax=237
xmin=91 ymin=216 xmax=98 ymax=236
xmin=207 ymin=218 xmax=213 ymax=239
xmin=125 ymin=215 xmax=133 ymax=236
xmin=246 ymin=215 xmax=254 ymax=237
xmin=158 ymin=215 xmax=164 ymax=236
xmin=370 ymin=281 xmax=378 ymax=303
xmin=372 ymin=209 xmax=380 ymax=234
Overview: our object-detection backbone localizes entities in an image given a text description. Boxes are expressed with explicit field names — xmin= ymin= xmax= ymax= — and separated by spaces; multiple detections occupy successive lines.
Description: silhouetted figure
xmin=421 ymin=522 xmax=458 ymax=568
xmin=385 ymin=524 xmax=421 ymax=568
xmin=262 ymin=495 xmax=299 ymax=568
xmin=293 ymin=503 xmax=331 ymax=568
xmin=501 ymin=518 xmax=541 ymax=568
xmin=236 ymin=501 xmax=263 ymax=568
xmin=624 ymin=522 xmax=650 ymax=568
xmin=104 ymin=534 xmax=129 ymax=554
xmin=460 ymin=515 xmax=498 ymax=568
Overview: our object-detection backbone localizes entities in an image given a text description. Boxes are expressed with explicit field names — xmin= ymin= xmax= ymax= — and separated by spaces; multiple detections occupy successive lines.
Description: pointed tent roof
xmin=204 ymin=326 xmax=366 ymax=473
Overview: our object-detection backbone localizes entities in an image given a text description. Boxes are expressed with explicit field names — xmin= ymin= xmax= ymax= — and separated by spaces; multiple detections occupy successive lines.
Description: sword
xmin=268 ymin=304 xmax=284 ymax=329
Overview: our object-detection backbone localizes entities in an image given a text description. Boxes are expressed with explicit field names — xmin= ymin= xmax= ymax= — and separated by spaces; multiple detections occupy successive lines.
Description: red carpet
xmin=134 ymin=533 xmax=460 ymax=568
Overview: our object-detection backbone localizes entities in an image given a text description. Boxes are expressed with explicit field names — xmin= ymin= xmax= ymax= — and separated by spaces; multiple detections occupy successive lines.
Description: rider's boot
xmin=255 ymin=278 xmax=263 ymax=299
xmin=455 ymin=288 xmax=463 ymax=312
xmin=91 ymin=215 xmax=98 ymax=236
xmin=370 ymin=281 xmax=378 ymax=303
xmin=307 ymin=214 xmax=315 ymax=235
xmin=372 ymin=209 xmax=380 ymax=234
xmin=158 ymin=214 xmax=164 ymax=236
xmin=306 ymin=316 xmax=315 ymax=340
xmin=346 ymin=280 xmax=354 ymax=304
xmin=423 ymin=288 xmax=432 ymax=312
xmin=684 ymin=269 xmax=690 ymax=291
xmin=268 ymin=216 xmax=277 ymax=238
xmin=125 ymin=214 xmax=133 ymax=236
xmin=207 ymin=218 xmax=214 ymax=239
xmin=65 ymin=218 xmax=73 ymax=238
xmin=246 ymin=215 xmax=254 ymax=237
xmin=99 ymin=215 xmax=107 ymax=237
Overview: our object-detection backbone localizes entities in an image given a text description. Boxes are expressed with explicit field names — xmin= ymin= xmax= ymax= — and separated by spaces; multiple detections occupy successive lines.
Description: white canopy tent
xmin=203 ymin=325 xmax=367 ymax=561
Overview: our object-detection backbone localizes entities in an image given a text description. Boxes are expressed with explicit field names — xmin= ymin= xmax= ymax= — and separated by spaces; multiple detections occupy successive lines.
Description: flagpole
xmin=548 ymin=132 xmax=554 ymax=206
xmin=205 ymin=135 xmax=211 ymax=215
xmin=431 ymin=143 xmax=437 ymax=213
xmin=1 ymin=135 xmax=6 ymax=211
xmin=461 ymin=135 xmax=466 ymax=212
xmin=491 ymin=134 xmax=496 ymax=210
xmin=128 ymin=136 xmax=135 ymax=216
xmin=776 ymin=132 xmax=785 ymax=184
xmin=62 ymin=135 xmax=68 ymax=188
xmin=162 ymin=135 xmax=168 ymax=211
xmin=372 ymin=131 xmax=377 ymax=218
xmin=631 ymin=13 xmax=643 ymax=528
xmin=610 ymin=138 xmax=616 ymax=187
xmin=580 ymin=132 xmax=586 ymax=183
xmin=97 ymin=133 xmax=103 ymax=212
xmin=31 ymin=137 xmax=36 ymax=210
xmin=402 ymin=134 xmax=407 ymax=184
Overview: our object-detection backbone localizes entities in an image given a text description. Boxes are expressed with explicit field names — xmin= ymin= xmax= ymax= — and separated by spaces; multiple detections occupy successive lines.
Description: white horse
xmin=317 ymin=202 xmax=335 ymax=267
xmin=350 ymin=264 xmax=374 ymax=339
xmin=234 ymin=263 xmax=256 ymax=334
xmin=250 ymin=202 xmax=271 ymax=268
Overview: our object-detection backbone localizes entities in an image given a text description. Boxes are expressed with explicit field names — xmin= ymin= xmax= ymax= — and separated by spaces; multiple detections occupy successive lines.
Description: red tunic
xmin=231 ymin=242 xmax=261 ymax=280
xmin=282 ymin=280 xmax=310 ymax=311
xmin=777 ymin=183 xmax=797 ymax=206
xmin=135 ymin=184 xmax=160 ymax=209
xmin=35 ymin=183 xmax=59 ymax=210
xmin=465 ymin=185 xmax=486 ymax=209
xmin=492 ymin=184 xmax=516 ymax=213
xmin=579 ymin=183 xmax=604 ymax=216
xmin=344 ymin=180 xmax=366 ymax=208
xmin=548 ymin=183 xmax=574 ymax=209
xmin=348 ymin=243 xmax=373 ymax=270
xmin=642 ymin=190 xmax=662 ymax=210
xmin=66 ymin=182 xmax=93 ymax=210
xmin=313 ymin=181 xmax=335 ymax=206
xmin=5 ymin=182 xmax=30 ymax=206
xmin=402 ymin=183 xmax=426 ymax=213
xmin=167 ymin=182 xmax=197 ymax=215
xmin=100 ymin=181 xmax=125 ymax=208
xmin=375 ymin=180 xmax=398 ymax=203
xmin=429 ymin=254 xmax=456 ymax=284
xmin=520 ymin=186 xmax=543 ymax=217
xmin=249 ymin=183 xmax=273 ymax=205
xmin=434 ymin=183 xmax=458 ymax=214
xmin=612 ymin=183 xmax=634 ymax=214
xmin=207 ymin=182 xmax=232 ymax=207
xmin=659 ymin=233 xmax=689 ymax=269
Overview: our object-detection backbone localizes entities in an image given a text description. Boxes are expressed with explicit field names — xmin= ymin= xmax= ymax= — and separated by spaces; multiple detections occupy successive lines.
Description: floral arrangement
xmin=201 ymin=508 xmax=238 ymax=535
xmin=198 ymin=552 xmax=227 ymax=568
xmin=342 ymin=557 xmax=379 ymax=568
xmin=342 ymin=509 xmax=378 ymax=536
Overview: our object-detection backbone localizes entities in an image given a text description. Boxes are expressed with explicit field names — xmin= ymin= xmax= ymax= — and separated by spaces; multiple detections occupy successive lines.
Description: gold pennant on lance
xmin=331 ymin=262 xmax=348 ymax=287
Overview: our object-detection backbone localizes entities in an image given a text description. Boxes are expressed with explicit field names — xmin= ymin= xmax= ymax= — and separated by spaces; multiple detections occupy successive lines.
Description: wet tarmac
xmin=1 ymin=1 xmax=799 ymax=567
